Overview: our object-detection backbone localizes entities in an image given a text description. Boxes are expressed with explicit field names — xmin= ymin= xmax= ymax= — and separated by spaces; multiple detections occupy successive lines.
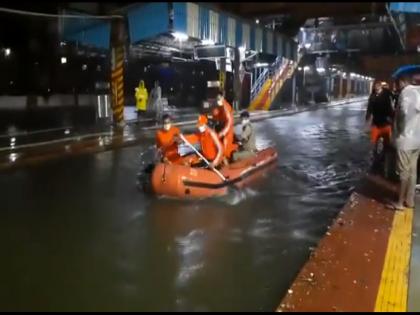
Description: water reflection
xmin=0 ymin=102 xmax=370 ymax=311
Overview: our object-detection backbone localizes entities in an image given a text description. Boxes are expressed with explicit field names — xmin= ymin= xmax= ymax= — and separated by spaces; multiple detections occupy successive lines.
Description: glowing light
xmin=254 ymin=63 xmax=269 ymax=68
xmin=9 ymin=153 xmax=18 ymax=163
xmin=172 ymin=32 xmax=188 ymax=41
xmin=4 ymin=48 xmax=11 ymax=56
xmin=201 ymin=39 xmax=215 ymax=45
xmin=303 ymin=66 xmax=310 ymax=71
xmin=256 ymin=19 xmax=260 ymax=24
xmin=61 ymin=57 xmax=67 ymax=64
xmin=316 ymin=67 xmax=325 ymax=73
xmin=304 ymin=43 xmax=311 ymax=49
xmin=64 ymin=129 xmax=70 ymax=135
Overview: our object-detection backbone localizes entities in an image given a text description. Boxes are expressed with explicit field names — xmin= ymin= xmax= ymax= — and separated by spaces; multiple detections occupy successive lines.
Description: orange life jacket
xmin=212 ymin=100 xmax=236 ymax=158
xmin=183 ymin=127 xmax=224 ymax=167
xmin=156 ymin=126 xmax=181 ymax=162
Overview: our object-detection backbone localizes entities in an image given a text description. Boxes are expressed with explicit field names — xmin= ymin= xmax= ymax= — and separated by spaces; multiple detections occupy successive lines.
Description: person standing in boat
xmin=155 ymin=114 xmax=182 ymax=164
xmin=182 ymin=115 xmax=224 ymax=168
xmin=233 ymin=111 xmax=257 ymax=161
xmin=212 ymin=93 xmax=237 ymax=163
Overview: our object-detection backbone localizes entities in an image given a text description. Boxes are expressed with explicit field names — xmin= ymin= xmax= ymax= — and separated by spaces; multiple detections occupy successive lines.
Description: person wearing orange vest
xmin=183 ymin=115 xmax=224 ymax=168
xmin=212 ymin=93 xmax=237 ymax=161
xmin=155 ymin=114 xmax=182 ymax=164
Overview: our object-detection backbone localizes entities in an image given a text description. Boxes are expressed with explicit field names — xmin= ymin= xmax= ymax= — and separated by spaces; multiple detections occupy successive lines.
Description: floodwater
xmin=0 ymin=101 xmax=371 ymax=311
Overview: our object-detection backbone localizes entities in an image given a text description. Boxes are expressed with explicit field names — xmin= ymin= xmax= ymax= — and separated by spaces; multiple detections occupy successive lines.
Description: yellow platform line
xmin=375 ymin=208 xmax=413 ymax=312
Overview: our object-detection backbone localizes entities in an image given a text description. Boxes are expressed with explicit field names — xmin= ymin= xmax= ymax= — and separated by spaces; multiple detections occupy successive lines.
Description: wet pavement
xmin=0 ymin=101 xmax=371 ymax=311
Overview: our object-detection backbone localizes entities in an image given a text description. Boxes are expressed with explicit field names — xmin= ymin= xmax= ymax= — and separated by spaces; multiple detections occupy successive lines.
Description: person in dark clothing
xmin=366 ymin=81 xmax=394 ymax=146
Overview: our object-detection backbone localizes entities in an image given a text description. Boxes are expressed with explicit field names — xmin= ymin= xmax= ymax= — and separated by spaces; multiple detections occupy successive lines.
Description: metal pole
xmin=292 ymin=74 xmax=296 ymax=107
xmin=233 ymin=47 xmax=241 ymax=111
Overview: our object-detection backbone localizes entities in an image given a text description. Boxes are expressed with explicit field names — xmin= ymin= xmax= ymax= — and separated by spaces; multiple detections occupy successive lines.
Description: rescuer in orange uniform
xmin=212 ymin=93 xmax=237 ymax=161
xmin=184 ymin=115 xmax=224 ymax=168
xmin=155 ymin=114 xmax=182 ymax=164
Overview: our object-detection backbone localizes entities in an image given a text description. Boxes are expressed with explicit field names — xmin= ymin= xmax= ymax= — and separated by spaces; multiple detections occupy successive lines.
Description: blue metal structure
xmin=61 ymin=2 xmax=298 ymax=61
xmin=390 ymin=2 xmax=420 ymax=14
xmin=127 ymin=3 xmax=169 ymax=43
xmin=61 ymin=10 xmax=111 ymax=49
xmin=128 ymin=2 xmax=298 ymax=60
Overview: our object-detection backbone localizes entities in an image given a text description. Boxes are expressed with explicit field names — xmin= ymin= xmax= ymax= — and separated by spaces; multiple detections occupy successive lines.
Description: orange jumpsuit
xmin=156 ymin=126 xmax=181 ymax=163
xmin=183 ymin=127 xmax=224 ymax=167
xmin=212 ymin=99 xmax=237 ymax=159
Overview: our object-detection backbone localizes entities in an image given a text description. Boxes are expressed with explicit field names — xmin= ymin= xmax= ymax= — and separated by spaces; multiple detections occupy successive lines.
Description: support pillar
xmin=219 ymin=57 xmax=227 ymax=97
xmin=346 ymin=73 xmax=352 ymax=98
xmin=330 ymin=77 xmax=334 ymax=93
xmin=233 ymin=48 xmax=241 ymax=111
xmin=292 ymin=73 xmax=297 ymax=109
xmin=339 ymin=75 xmax=343 ymax=99
xmin=110 ymin=20 xmax=126 ymax=125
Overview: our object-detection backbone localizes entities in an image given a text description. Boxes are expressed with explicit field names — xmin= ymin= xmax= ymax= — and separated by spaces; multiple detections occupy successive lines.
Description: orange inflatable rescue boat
xmin=150 ymin=147 xmax=278 ymax=198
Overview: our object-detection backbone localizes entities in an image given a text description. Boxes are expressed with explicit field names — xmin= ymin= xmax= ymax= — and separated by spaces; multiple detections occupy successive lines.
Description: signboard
xmin=195 ymin=45 xmax=226 ymax=59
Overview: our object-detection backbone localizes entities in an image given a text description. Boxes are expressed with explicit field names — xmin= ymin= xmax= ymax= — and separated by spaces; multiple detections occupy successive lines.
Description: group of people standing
xmin=135 ymin=80 xmax=163 ymax=122
xmin=366 ymin=76 xmax=420 ymax=210
xmin=155 ymin=93 xmax=257 ymax=169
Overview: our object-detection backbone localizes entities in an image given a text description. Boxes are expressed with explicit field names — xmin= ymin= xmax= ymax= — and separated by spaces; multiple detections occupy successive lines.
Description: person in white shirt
xmin=389 ymin=75 xmax=420 ymax=210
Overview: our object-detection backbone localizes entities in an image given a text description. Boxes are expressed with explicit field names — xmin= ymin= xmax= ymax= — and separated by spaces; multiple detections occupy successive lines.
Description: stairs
xmin=248 ymin=56 xmax=302 ymax=111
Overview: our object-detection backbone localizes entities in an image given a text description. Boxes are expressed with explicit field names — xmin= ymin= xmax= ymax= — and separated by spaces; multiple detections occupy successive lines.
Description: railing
xmin=250 ymin=68 xmax=269 ymax=101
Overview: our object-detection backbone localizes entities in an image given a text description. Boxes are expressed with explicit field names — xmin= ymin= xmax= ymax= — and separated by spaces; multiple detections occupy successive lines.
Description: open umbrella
xmin=391 ymin=64 xmax=420 ymax=79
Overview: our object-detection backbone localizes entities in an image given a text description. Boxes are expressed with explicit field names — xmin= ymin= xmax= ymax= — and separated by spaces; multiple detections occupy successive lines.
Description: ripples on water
xmin=143 ymin=103 xmax=372 ymax=311
xmin=0 ymin=102 xmax=372 ymax=312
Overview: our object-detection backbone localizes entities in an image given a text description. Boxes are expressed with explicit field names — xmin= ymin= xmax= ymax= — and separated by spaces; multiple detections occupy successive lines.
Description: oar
xmin=179 ymin=133 xmax=228 ymax=182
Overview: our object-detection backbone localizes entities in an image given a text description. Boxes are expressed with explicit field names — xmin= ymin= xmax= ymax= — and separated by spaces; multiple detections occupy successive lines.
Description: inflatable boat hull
xmin=150 ymin=147 xmax=278 ymax=198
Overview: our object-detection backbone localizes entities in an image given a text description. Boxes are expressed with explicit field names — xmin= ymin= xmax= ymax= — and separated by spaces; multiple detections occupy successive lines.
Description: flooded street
xmin=0 ymin=101 xmax=371 ymax=311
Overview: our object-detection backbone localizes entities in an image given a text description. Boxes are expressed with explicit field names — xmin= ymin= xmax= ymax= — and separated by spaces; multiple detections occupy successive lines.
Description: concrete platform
xmin=278 ymin=174 xmax=416 ymax=312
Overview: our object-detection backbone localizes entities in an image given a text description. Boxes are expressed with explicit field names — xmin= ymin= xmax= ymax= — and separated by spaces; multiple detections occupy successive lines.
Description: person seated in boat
xmin=155 ymin=114 xmax=182 ymax=164
xmin=232 ymin=111 xmax=257 ymax=162
xmin=212 ymin=93 xmax=238 ymax=162
xmin=182 ymin=115 xmax=224 ymax=168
